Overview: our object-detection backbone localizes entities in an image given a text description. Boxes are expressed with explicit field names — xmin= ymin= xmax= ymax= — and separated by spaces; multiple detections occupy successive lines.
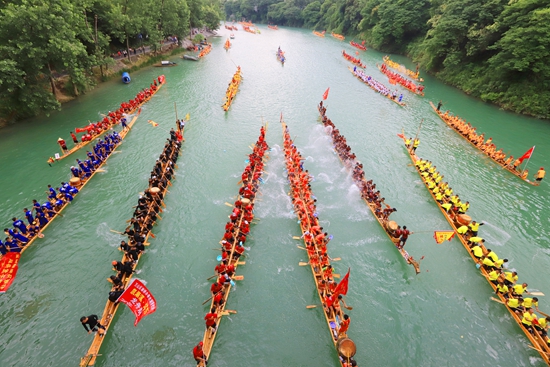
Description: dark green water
xmin=0 ymin=25 xmax=549 ymax=367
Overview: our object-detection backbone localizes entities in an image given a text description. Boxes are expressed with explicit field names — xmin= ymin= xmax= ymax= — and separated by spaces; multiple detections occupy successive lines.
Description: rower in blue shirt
xmin=12 ymin=217 xmax=28 ymax=234
xmin=42 ymin=201 xmax=53 ymax=211
xmin=32 ymin=199 xmax=43 ymax=214
xmin=0 ymin=240 xmax=7 ymax=255
xmin=36 ymin=212 xmax=49 ymax=228
xmin=4 ymin=238 xmax=21 ymax=253
xmin=64 ymin=192 xmax=74 ymax=202
xmin=71 ymin=166 xmax=81 ymax=178
xmin=10 ymin=229 xmax=28 ymax=244
xmin=68 ymin=185 xmax=79 ymax=195
xmin=47 ymin=185 xmax=57 ymax=199
xmin=23 ymin=208 xmax=34 ymax=225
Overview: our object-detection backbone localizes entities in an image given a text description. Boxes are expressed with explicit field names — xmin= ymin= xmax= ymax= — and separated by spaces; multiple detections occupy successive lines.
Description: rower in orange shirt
xmin=338 ymin=314 xmax=350 ymax=337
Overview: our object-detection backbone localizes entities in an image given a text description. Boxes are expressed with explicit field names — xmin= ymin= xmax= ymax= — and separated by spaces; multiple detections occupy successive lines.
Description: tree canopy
xmin=0 ymin=0 xmax=222 ymax=121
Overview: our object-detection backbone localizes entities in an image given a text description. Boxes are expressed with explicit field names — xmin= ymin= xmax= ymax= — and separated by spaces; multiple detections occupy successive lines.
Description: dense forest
xmin=0 ymin=0 xmax=224 ymax=120
xmin=225 ymin=0 xmax=550 ymax=119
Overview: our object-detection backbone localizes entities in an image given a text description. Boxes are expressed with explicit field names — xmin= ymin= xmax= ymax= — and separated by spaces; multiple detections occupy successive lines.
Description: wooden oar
xmin=490 ymin=297 xmax=505 ymax=304
xmin=297 ymin=245 xmax=306 ymax=250
xmin=224 ymin=202 xmax=233 ymax=207
xmin=299 ymin=262 xmax=309 ymax=266
xmin=332 ymin=257 xmax=341 ymax=261
xmin=306 ymin=305 xmax=317 ymax=309
xmin=293 ymin=236 xmax=301 ymax=240
xmin=539 ymin=310 xmax=550 ymax=318
xmin=110 ymin=229 xmax=124 ymax=235
xmin=236 ymin=261 xmax=246 ymax=265
xmin=528 ymin=345 xmax=545 ymax=354
xmin=332 ymin=274 xmax=341 ymax=279
xmin=233 ymin=275 xmax=244 ymax=281
xmin=207 ymin=274 xmax=217 ymax=280
xmin=530 ymin=291 xmax=545 ymax=296
xmin=225 ymin=309 xmax=237 ymax=314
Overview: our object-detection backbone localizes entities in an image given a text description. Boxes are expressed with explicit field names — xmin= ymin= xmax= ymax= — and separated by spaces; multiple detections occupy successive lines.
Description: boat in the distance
xmin=313 ymin=30 xmax=326 ymax=37
xmin=183 ymin=54 xmax=199 ymax=61
xmin=350 ymin=41 xmax=366 ymax=51
xmin=268 ymin=25 xmax=278 ymax=30
xmin=377 ymin=63 xmax=424 ymax=96
xmin=342 ymin=50 xmax=365 ymax=68
xmin=382 ymin=55 xmax=422 ymax=81
xmin=348 ymin=67 xmax=405 ymax=106
xmin=276 ymin=48 xmax=285 ymax=65
xmin=154 ymin=61 xmax=177 ymax=67
xmin=331 ymin=32 xmax=345 ymax=41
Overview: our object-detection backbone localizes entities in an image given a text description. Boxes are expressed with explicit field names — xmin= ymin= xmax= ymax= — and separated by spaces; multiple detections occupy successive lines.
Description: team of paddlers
xmin=342 ymin=50 xmax=365 ymax=68
xmin=379 ymin=63 xmax=424 ymax=96
xmin=351 ymin=67 xmax=404 ymax=104
xmin=222 ymin=67 xmax=242 ymax=111
xmin=2 ymin=132 xmax=123 ymax=257
xmin=193 ymin=126 xmax=268 ymax=366
xmin=53 ymin=76 xmax=165 ymax=162
xmin=382 ymin=55 xmax=421 ymax=81
xmin=408 ymin=145 xmax=550 ymax=348
xmin=282 ymin=123 xmax=357 ymax=367
xmin=276 ymin=47 xmax=285 ymax=64
xmin=434 ymin=103 xmax=545 ymax=183
xmin=80 ymin=131 xmax=182 ymax=349
xmin=319 ymin=102 xmax=420 ymax=273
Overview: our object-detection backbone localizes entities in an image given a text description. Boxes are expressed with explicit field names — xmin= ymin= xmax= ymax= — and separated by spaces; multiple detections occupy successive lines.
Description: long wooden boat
xmin=318 ymin=105 xmax=420 ymax=274
xmin=183 ymin=54 xmax=199 ymax=61
xmin=342 ymin=50 xmax=365 ymax=68
xmin=276 ymin=49 xmax=286 ymax=65
xmin=428 ymin=101 xmax=539 ymax=186
xmin=268 ymin=25 xmax=278 ymax=30
xmin=80 ymin=126 xmax=183 ymax=367
xmin=153 ymin=61 xmax=177 ymax=67
xmin=313 ymin=30 xmax=325 ymax=37
xmin=349 ymin=41 xmax=366 ymax=51
xmin=243 ymin=26 xmax=255 ymax=34
xmin=224 ymin=38 xmax=231 ymax=50
xmin=222 ymin=67 xmax=242 ymax=112
xmin=331 ymin=32 xmax=345 ymax=41
xmin=377 ymin=64 xmax=424 ymax=96
xmin=282 ymin=120 xmax=358 ymax=366
xmin=348 ymin=67 xmax=405 ymax=107
xmin=49 ymin=80 xmax=165 ymax=163
xmin=382 ymin=55 xmax=422 ymax=81
xmin=3 ymin=104 xmax=148 ymax=264
xmin=239 ymin=21 xmax=255 ymax=27
xmin=198 ymin=44 xmax=212 ymax=58
xmin=398 ymin=134 xmax=550 ymax=365
xmin=198 ymin=125 xmax=268 ymax=366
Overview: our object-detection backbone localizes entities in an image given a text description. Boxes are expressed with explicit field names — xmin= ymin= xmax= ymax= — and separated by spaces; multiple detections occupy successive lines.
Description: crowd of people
xmin=434 ymin=104 xmax=545 ymax=183
xmin=282 ymin=122 xmax=357 ymax=367
xmin=54 ymin=75 xmax=165 ymax=160
xmin=407 ymin=143 xmax=550 ymax=348
xmin=351 ymin=67 xmax=404 ymax=105
xmin=193 ymin=126 xmax=268 ymax=366
xmin=319 ymin=102 xmax=420 ymax=274
xmin=80 ymin=130 xmax=182 ymax=343
xmin=379 ymin=63 xmax=424 ymax=95
xmin=222 ymin=67 xmax=242 ymax=112
xmin=342 ymin=50 xmax=365 ymax=68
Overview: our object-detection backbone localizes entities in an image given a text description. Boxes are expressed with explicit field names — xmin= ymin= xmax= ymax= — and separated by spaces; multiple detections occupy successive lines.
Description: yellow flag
xmin=148 ymin=120 xmax=159 ymax=127
xmin=185 ymin=113 xmax=190 ymax=121
xmin=433 ymin=230 xmax=455 ymax=244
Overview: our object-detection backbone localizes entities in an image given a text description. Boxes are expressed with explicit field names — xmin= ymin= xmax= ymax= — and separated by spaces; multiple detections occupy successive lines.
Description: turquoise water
xmin=0 ymin=25 xmax=549 ymax=367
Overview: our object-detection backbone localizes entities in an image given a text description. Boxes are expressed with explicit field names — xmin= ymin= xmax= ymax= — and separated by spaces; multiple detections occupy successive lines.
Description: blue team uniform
xmin=13 ymin=219 xmax=27 ymax=234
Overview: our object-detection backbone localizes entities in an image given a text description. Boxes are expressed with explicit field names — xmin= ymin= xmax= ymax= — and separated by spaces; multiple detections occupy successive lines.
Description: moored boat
xmin=121 ymin=72 xmax=131 ymax=84
xmin=342 ymin=50 xmax=365 ymax=68
xmin=222 ymin=67 xmax=242 ymax=111
xmin=382 ymin=55 xmax=422 ymax=81
xmin=154 ymin=60 xmax=177 ymax=67
xmin=348 ymin=67 xmax=405 ymax=106
xmin=183 ymin=54 xmax=199 ymax=61
xmin=197 ymin=125 xmax=268 ymax=366
xmin=331 ymin=32 xmax=345 ymax=41
xmin=398 ymin=133 xmax=550 ymax=365
xmin=313 ymin=30 xmax=326 ymax=37
xmin=318 ymin=103 xmax=421 ymax=273
xmin=282 ymin=119 xmax=358 ymax=367
xmin=268 ymin=24 xmax=278 ymax=30
xmin=79 ymin=125 xmax=183 ymax=366
xmin=229 ymin=33 xmax=235 ymax=39
xmin=378 ymin=63 xmax=424 ymax=96
xmin=428 ymin=101 xmax=539 ymax=186
xmin=349 ymin=41 xmax=366 ymax=51
xmin=198 ymin=44 xmax=212 ymax=58
xmin=276 ymin=47 xmax=286 ymax=65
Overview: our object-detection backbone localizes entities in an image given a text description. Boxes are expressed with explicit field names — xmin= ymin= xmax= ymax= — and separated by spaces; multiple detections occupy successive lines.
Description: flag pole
xmin=521 ymin=146 xmax=535 ymax=176
xmin=411 ymin=119 xmax=423 ymax=150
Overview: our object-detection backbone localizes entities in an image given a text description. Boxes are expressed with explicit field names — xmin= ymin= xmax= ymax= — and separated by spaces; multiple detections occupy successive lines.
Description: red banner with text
xmin=118 ymin=279 xmax=157 ymax=326
xmin=0 ymin=252 xmax=21 ymax=293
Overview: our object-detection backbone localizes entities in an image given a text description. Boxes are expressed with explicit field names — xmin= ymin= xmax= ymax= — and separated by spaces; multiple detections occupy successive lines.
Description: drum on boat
xmin=337 ymin=337 xmax=357 ymax=358
xmin=241 ymin=197 xmax=251 ymax=205
xmin=69 ymin=177 xmax=81 ymax=188
xmin=457 ymin=214 xmax=471 ymax=226
xmin=150 ymin=187 xmax=161 ymax=196
xmin=386 ymin=220 xmax=398 ymax=235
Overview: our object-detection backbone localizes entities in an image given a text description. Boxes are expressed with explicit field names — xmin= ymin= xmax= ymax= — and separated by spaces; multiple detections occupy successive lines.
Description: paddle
xmin=207 ymin=274 xmax=217 ymax=280
xmin=528 ymin=345 xmax=545 ymax=354
xmin=224 ymin=202 xmax=233 ymax=207
xmin=332 ymin=274 xmax=341 ymax=279
xmin=530 ymin=291 xmax=545 ymax=296
xmin=332 ymin=257 xmax=341 ymax=261
xmin=297 ymin=245 xmax=306 ymax=250
xmin=225 ymin=309 xmax=237 ymax=314
xmin=490 ymin=297 xmax=505 ymax=304
xmin=306 ymin=305 xmax=317 ymax=309
xmin=341 ymin=298 xmax=353 ymax=311
xmin=236 ymin=261 xmax=246 ymax=265
xmin=202 ymin=290 xmax=222 ymax=305
xmin=293 ymin=236 xmax=301 ymax=240
xmin=233 ymin=275 xmax=244 ymax=281
xmin=110 ymin=229 xmax=124 ymax=235
xmin=299 ymin=262 xmax=309 ymax=266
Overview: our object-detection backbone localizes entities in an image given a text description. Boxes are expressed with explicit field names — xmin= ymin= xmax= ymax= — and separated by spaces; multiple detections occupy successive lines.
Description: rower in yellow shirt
xmin=468 ymin=220 xmax=484 ymax=236
xmin=512 ymin=283 xmax=529 ymax=298
xmin=503 ymin=271 xmax=518 ymax=287
xmin=521 ymin=308 xmax=535 ymax=334
xmin=472 ymin=245 xmax=483 ymax=260
xmin=487 ymin=269 xmax=501 ymax=285
xmin=523 ymin=297 xmax=540 ymax=312
xmin=535 ymin=316 xmax=548 ymax=337
xmin=507 ymin=297 xmax=523 ymax=314
xmin=535 ymin=167 xmax=545 ymax=183
xmin=457 ymin=225 xmax=469 ymax=235
xmin=496 ymin=281 xmax=509 ymax=299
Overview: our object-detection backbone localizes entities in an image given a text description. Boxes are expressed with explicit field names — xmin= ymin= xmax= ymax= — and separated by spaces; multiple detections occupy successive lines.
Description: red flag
xmin=0 ymin=252 xmax=21 ymax=293
xmin=333 ymin=268 xmax=350 ymax=298
xmin=396 ymin=133 xmax=405 ymax=139
xmin=518 ymin=146 xmax=535 ymax=163
xmin=433 ymin=230 xmax=455 ymax=244
xmin=322 ymin=87 xmax=330 ymax=100
xmin=118 ymin=279 xmax=157 ymax=326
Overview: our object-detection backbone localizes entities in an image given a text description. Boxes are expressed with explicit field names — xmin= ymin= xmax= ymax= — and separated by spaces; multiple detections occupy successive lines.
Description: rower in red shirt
xmin=233 ymin=243 xmax=245 ymax=259
xmin=214 ymin=261 xmax=227 ymax=276
xmin=225 ymin=264 xmax=235 ymax=277
xmin=338 ymin=314 xmax=350 ymax=337
xmin=193 ymin=341 xmax=207 ymax=365
xmin=213 ymin=290 xmax=225 ymax=308
xmin=205 ymin=308 xmax=218 ymax=334
xmin=210 ymin=281 xmax=223 ymax=295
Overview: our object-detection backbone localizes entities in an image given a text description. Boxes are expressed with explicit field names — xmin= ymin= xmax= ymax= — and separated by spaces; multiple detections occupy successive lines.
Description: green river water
xmin=0 ymin=26 xmax=549 ymax=367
